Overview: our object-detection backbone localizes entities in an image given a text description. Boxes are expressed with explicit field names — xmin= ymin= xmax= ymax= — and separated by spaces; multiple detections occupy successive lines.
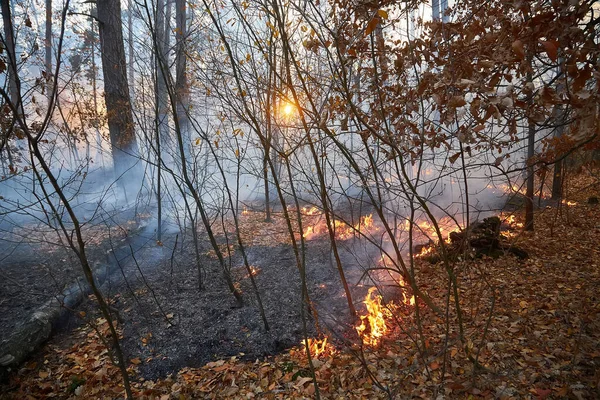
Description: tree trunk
xmin=156 ymin=0 xmax=170 ymax=146
xmin=128 ymin=0 xmax=134 ymax=96
xmin=175 ymin=0 xmax=189 ymax=153
xmin=525 ymin=119 xmax=535 ymax=231
xmin=45 ymin=0 xmax=53 ymax=101
xmin=1 ymin=0 xmax=21 ymax=114
xmin=97 ymin=0 xmax=139 ymax=182
xmin=551 ymin=105 xmax=565 ymax=200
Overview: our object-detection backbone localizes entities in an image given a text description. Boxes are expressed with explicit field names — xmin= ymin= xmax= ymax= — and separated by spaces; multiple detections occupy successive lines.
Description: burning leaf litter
xmin=2 ymin=174 xmax=599 ymax=399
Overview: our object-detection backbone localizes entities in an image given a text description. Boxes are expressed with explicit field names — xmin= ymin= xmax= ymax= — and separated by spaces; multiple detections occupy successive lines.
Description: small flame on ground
xmin=405 ymin=217 xmax=461 ymax=243
xmin=294 ymin=337 xmax=333 ymax=359
xmin=301 ymin=206 xmax=321 ymax=215
xmin=505 ymin=214 xmax=524 ymax=228
xmin=303 ymin=213 xmax=376 ymax=240
xmin=415 ymin=245 xmax=435 ymax=258
xmin=356 ymin=287 xmax=390 ymax=346
xmin=244 ymin=266 xmax=260 ymax=279
xmin=308 ymin=337 xmax=329 ymax=357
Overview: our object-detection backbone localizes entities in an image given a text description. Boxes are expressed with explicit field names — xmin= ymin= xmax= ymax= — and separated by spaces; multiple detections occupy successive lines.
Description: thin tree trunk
xmin=156 ymin=0 xmax=169 ymax=147
xmin=551 ymin=105 xmax=565 ymax=200
xmin=1 ymin=0 xmax=21 ymax=114
xmin=128 ymin=0 xmax=134 ymax=96
xmin=524 ymin=67 xmax=535 ymax=231
xmin=97 ymin=0 xmax=139 ymax=183
xmin=175 ymin=0 xmax=189 ymax=154
xmin=45 ymin=0 xmax=53 ymax=101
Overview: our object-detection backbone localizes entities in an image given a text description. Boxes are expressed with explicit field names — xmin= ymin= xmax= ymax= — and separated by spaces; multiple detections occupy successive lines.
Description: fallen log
xmin=416 ymin=216 xmax=528 ymax=263
xmin=0 ymin=221 xmax=147 ymax=382
xmin=0 ymin=262 xmax=111 ymax=381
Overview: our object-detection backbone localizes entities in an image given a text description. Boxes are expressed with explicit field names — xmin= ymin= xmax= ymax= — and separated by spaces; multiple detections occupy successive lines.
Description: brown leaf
xmin=541 ymin=40 xmax=558 ymax=62
xmin=448 ymin=95 xmax=467 ymax=108
xmin=473 ymin=124 xmax=485 ymax=133
xmin=531 ymin=387 xmax=552 ymax=399
xmin=512 ymin=39 xmax=525 ymax=60
xmin=449 ymin=152 xmax=461 ymax=164
xmin=365 ymin=17 xmax=380 ymax=36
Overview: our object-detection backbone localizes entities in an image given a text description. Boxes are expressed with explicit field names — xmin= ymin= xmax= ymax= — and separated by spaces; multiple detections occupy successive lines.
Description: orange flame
xmin=245 ymin=266 xmax=260 ymax=278
xmin=356 ymin=287 xmax=389 ymax=346
xmin=303 ymin=213 xmax=376 ymax=240
xmin=403 ymin=217 xmax=461 ymax=243
xmin=302 ymin=206 xmax=321 ymax=215
xmin=307 ymin=337 xmax=329 ymax=357
xmin=505 ymin=214 xmax=524 ymax=228
xmin=293 ymin=337 xmax=333 ymax=359
xmin=415 ymin=245 xmax=435 ymax=258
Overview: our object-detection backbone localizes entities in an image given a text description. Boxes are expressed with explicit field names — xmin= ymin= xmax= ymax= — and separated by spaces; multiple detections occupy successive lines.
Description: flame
xmin=303 ymin=213 xmax=376 ymax=240
xmin=505 ymin=214 xmax=524 ymax=228
xmin=293 ymin=337 xmax=334 ymax=359
xmin=302 ymin=206 xmax=320 ymax=215
xmin=562 ymin=200 xmax=577 ymax=206
xmin=412 ymin=217 xmax=461 ymax=243
xmin=415 ymin=245 xmax=435 ymax=258
xmin=307 ymin=337 xmax=329 ymax=358
xmin=356 ymin=287 xmax=390 ymax=346
xmin=242 ymin=207 xmax=249 ymax=215
xmin=245 ymin=266 xmax=260 ymax=278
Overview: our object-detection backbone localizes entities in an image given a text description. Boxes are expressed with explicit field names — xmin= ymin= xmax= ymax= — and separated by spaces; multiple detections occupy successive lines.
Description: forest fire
xmin=415 ymin=245 xmax=435 ymax=258
xmin=307 ymin=337 xmax=330 ymax=358
xmin=302 ymin=213 xmax=376 ymax=240
xmin=504 ymin=214 xmax=524 ymax=228
xmin=411 ymin=217 xmax=462 ymax=244
xmin=301 ymin=206 xmax=321 ymax=216
xmin=355 ymin=287 xmax=392 ymax=346
xmin=293 ymin=337 xmax=334 ymax=359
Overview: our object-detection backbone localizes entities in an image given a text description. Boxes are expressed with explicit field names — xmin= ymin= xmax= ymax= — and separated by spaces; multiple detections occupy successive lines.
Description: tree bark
xmin=525 ymin=119 xmax=535 ymax=231
xmin=175 ymin=0 xmax=189 ymax=152
xmin=551 ymin=105 xmax=565 ymax=200
xmin=1 ymin=0 xmax=21 ymax=114
xmin=156 ymin=0 xmax=170 ymax=146
xmin=97 ymin=0 xmax=139 ymax=180
xmin=45 ymin=0 xmax=53 ymax=101
xmin=127 ymin=0 xmax=134 ymax=96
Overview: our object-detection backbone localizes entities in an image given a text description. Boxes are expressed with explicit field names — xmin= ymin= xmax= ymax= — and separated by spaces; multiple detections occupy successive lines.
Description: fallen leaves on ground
xmin=1 ymin=172 xmax=599 ymax=399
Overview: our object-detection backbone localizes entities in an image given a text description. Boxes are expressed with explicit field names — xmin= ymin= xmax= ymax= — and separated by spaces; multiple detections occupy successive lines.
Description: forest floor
xmin=1 ymin=170 xmax=599 ymax=399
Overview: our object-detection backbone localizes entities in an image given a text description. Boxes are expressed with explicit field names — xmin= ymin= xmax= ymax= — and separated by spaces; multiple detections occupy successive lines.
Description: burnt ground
xmin=0 ymin=208 xmax=391 ymax=381
xmin=84 ymin=229 xmax=385 ymax=380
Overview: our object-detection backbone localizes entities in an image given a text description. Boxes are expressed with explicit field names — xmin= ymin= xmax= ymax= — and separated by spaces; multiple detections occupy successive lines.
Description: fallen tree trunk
xmin=417 ymin=216 xmax=528 ymax=263
xmin=0 ymin=220 xmax=148 ymax=382
xmin=0 ymin=262 xmax=111 ymax=381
